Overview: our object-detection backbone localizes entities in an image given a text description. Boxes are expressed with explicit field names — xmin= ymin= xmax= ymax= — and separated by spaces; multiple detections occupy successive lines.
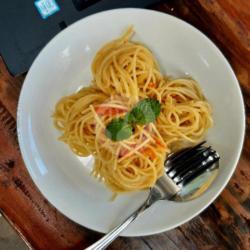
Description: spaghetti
xmin=53 ymin=27 xmax=213 ymax=193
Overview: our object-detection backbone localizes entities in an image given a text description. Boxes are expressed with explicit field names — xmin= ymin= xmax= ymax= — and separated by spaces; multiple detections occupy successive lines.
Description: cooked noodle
xmin=53 ymin=27 xmax=213 ymax=193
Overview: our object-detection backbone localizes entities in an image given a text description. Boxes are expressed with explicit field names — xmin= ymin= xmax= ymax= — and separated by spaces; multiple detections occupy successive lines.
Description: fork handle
xmin=85 ymin=194 xmax=156 ymax=250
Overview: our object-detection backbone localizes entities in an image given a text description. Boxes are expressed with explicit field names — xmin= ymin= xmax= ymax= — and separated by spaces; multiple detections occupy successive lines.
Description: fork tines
xmin=165 ymin=141 xmax=206 ymax=172
xmin=175 ymin=152 xmax=220 ymax=186
xmin=164 ymin=141 xmax=220 ymax=187
xmin=167 ymin=146 xmax=212 ymax=177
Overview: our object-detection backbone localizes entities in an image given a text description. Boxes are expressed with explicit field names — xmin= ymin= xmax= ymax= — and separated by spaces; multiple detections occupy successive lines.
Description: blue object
xmin=34 ymin=0 xmax=60 ymax=19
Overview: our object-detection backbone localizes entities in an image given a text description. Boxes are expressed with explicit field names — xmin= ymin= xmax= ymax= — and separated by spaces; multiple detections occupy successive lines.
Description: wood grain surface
xmin=0 ymin=0 xmax=249 ymax=249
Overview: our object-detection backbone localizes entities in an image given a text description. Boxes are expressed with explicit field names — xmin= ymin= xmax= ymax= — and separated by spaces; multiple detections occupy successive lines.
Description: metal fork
xmin=86 ymin=141 xmax=220 ymax=250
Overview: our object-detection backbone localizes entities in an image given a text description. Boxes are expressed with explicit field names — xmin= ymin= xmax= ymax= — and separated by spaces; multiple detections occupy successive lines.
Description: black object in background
xmin=0 ymin=0 xmax=162 ymax=76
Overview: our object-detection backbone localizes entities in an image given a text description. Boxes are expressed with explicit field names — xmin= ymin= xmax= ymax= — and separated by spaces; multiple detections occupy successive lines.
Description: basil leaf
xmin=105 ymin=118 xmax=133 ymax=141
xmin=127 ymin=98 xmax=161 ymax=125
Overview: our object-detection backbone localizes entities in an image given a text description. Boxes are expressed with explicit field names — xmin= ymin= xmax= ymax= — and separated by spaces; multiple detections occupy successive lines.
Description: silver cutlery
xmin=86 ymin=141 xmax=220 ymax=250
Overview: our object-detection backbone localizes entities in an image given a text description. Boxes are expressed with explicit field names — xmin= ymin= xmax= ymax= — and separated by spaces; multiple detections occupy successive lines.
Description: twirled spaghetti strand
xmin=53 ymin=27 xmax=213 ymax=193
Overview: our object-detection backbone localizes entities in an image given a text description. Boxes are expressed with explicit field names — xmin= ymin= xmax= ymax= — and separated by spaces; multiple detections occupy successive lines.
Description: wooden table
xmin=0 ymin=1 xmax=249 ymax=249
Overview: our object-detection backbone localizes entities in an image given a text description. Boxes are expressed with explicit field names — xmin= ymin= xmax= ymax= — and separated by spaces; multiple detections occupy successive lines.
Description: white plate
xmin=17 ymin=9 xmax=245 ymax=236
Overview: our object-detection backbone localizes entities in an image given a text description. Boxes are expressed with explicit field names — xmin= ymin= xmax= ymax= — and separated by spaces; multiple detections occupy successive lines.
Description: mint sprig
xmin=127 ymin=98 xmax=161 ymax=125
xmin=105 ymin=118 xmax=133 ymax=141
xmin=105 ymin=99 xmax=161 ymax=141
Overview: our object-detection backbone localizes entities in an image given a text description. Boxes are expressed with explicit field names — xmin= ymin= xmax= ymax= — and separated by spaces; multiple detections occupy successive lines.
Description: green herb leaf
xmin=127 ymin=98 xmax=161 ymax=125
xmin=105 ymin=118 xmax=133 ymax=141
xmin=105 ymin=99 xmax=161 ymax=141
